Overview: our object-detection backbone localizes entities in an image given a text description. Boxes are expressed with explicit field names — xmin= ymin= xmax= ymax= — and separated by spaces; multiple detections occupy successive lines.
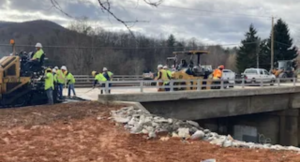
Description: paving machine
xmin=163 ymin=50 xmax=219 ymax=90
xmin=0 ymin=40 xmax=59 ymax=108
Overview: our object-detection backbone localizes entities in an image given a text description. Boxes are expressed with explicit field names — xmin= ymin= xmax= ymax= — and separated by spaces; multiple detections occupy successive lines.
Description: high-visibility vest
xmin=56 ymin=70 xmax=65 ymax=84
xmin=167 ymin=70 xmax=172 ymax=78
xmin=95 ymin=73 xmax=107 ymax=82
xmin=158 ymin=69 xmax=170 ymax=84
xmin=45 ymin=72 xmax=54 ymax=90
xmin=213 ymin=69 xmax=222 ymax=79
xmin=66 ymin=72 xmax=75 ymax=84
xmin=32 ymin=49 xmax=44 ymax=60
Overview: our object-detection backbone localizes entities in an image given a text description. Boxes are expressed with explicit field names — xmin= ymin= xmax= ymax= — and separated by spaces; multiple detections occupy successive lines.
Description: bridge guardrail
xmin=74 ymin=75 xmax=143 ymax=88
xmin=91 ymin=77 xmax=300 ymax=94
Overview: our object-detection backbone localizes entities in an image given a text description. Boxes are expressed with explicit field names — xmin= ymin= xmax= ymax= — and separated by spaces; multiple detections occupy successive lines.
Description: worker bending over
xmin=56 ymin=66 xmax=66 ymax=99
xmin=102 ymin=67 xmax=113 ymax=94
xmin=44 ymin=68 xmax=54 ymax=105
xmin=92 ymin=71 xmax=107 ymax=94
xmin=65 ymin=70 xmax=76 ymax=98
xmin=156 ymin=64 xmax=171 ymax=91
xmin=213 ymin=65 xmax=224 ymax=80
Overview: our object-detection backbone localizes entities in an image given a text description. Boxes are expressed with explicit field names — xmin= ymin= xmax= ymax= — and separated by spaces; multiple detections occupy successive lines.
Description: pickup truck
xmin=222 ymin=69 xmax=235 ymax=87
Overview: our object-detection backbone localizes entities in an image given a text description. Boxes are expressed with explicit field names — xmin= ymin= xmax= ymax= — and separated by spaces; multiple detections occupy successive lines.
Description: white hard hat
xmin=157 ymin=64 xmax=163 ymax=69
xmin=35 ymin=42 xmax=42 ymax=48
xmin=54 ymin=66 xmax=58 ymax=70
xmin=52 ymin=69 xmax=56 ymax=73
xmin=61 ymin=66 xmax=67 ymax=70
xmin=163 ymin=65 xmax=168 ymax=69
xmin=103 ymin=67 xmax=108 ymax=71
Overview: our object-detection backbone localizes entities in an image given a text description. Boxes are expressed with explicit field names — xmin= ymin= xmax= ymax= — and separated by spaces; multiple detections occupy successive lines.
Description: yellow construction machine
xmin=0 ymin=40 xmax=59 ymax=107
xmin=156 ymin=50 xmax=219 ymax=91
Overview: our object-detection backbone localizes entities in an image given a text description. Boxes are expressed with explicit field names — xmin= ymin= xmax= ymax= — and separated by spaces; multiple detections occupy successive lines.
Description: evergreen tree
xmin=167 ymin=34 xmax=176 ymax=48
xmin=236 ymin=24 xmax=260 ymax=72
xmin=260 ymin=19 xmax=298 ymax=70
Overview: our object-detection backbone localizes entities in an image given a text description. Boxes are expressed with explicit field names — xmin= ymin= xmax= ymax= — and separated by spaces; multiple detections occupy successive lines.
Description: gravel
xmin=111 ymin=106 xmax=300 ymax=152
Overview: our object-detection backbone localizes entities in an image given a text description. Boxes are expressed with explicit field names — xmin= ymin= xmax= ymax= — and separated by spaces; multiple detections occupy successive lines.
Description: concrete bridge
xmin=98 ymin=87 xmax=300 ymax=146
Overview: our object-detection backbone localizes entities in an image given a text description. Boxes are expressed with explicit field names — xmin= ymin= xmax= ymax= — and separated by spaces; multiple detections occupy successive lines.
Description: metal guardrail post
xmin=221 ymin=80 xmax=224 ymax=90
xmin=140 ymin=81 xmax=144 ymax=93
xmin=242 ymin=78 xmax=245 ymax=89
xmin=105 ymin=82 xmax=109 ymax=94
xmin=197 ymin=79 xmax=200 ymax=91
xmin=293 ymin=77 xmax=296 ymax=86
xmin=277 ymin=78 xmax=280 ymax=86
xmin=170 ymin=80 xmax=174 ymax=92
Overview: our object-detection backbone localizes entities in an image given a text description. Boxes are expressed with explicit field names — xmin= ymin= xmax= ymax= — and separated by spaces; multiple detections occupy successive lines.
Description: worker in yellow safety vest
xmin=156 ymin=64 xmax=171 ymax=91
xmin=25 ymin=42 xmax=45 ymax=71
xmin=163 ymin=65 xmax=172 ymax=79
xmin=213 ymin=65 xmax=224 ymax=80
xmin=65 ymin=70 xmax=76 ymax=98
xmin=102 ymin=67 xmax=113 ymax=94
xmin=56 ymin=66 xmax=67 ymax=99
xmin=92 ymin=71 xmax=107 ymax=94
xmin=44 ymin=68 xmax=54 ymax=105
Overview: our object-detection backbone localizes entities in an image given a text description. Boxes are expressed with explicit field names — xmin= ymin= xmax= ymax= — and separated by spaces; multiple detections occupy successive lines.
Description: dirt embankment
xmin=0 ymin=102 xmax=299 ymax=162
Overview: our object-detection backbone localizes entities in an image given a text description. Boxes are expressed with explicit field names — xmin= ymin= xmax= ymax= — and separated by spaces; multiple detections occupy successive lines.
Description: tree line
xmin=236 ymin=18 xmax=298 ymax=73
xmin=31 ymin=20 xmax=238 ymax=75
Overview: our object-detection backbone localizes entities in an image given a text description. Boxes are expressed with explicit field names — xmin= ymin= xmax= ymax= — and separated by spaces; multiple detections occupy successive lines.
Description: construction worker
xmin=52 ymin=68 xmax=58 ymax=101
xmin=44 ymin=68 xmax=54 ymax=105
xmin=212 ymin=65 xmax=224 ymax=80
xmin=163 ymin=65 xmax=172 ymax=78
xmin=102 ymin=67 xmax=113 ymax=94
xmin=65 ymin=70 xmax=76 ymax=98
xmin=92 ymin=71 xmax=107 ymax=94
xmin=156 ymin=64 xmax=171 ymax=91
xmin=56 ymin=66 xmax=67 ymax=99
xmin=31 ymin=43 xmax=44 ymax=61
xmin=24 ymin=42 xmax=44 ymax=71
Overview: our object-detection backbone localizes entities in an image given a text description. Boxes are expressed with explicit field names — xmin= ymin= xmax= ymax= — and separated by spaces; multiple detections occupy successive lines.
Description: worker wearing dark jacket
xmin=102 ymin=67 xmax=113 ymax=94
xmin=92 ymin=71 xmax=107 ymax=94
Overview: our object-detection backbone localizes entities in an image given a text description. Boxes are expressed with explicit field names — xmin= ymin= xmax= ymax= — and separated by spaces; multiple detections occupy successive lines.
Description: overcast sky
xmin=1 ymin=0 xmax=300 ymax=46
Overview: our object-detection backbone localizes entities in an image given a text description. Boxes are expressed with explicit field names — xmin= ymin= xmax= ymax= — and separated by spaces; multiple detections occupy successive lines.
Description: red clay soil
xmin=0 ymin=102 xmax=299 ymax=162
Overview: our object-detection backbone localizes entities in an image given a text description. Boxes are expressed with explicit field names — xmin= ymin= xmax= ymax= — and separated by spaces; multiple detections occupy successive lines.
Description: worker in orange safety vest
xmin=213 ymin=65 xmax=224 ymax=80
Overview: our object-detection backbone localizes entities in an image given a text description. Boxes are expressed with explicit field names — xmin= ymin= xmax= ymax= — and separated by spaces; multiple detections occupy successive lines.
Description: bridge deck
xmin=65 ymin=82 xmax=299 ymax=101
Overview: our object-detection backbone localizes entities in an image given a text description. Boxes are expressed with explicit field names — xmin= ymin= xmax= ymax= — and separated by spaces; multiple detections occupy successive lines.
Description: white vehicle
xmin=222 ymin=69 xmax=235 ymax=87
xmin=243 ymin=68 xmax=276 ymax=84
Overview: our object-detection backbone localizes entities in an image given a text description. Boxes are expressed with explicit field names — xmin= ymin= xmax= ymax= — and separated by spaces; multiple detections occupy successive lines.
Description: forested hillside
xmin=0 ymin=20 xmax=237 ymax=74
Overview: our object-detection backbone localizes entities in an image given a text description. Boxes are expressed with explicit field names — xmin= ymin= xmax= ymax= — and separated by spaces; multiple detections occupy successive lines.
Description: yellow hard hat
xmin=92 ymin=71 xmax=97 ymax=76
xmin=46 ymin=68 xmax=52 ymax=71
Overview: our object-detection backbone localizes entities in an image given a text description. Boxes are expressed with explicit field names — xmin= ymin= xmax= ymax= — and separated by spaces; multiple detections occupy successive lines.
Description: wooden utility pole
xmin=256 ymin=39 xmax=260 ymax=68
xmin=271 ymin=16 xmax=275 ymax=70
